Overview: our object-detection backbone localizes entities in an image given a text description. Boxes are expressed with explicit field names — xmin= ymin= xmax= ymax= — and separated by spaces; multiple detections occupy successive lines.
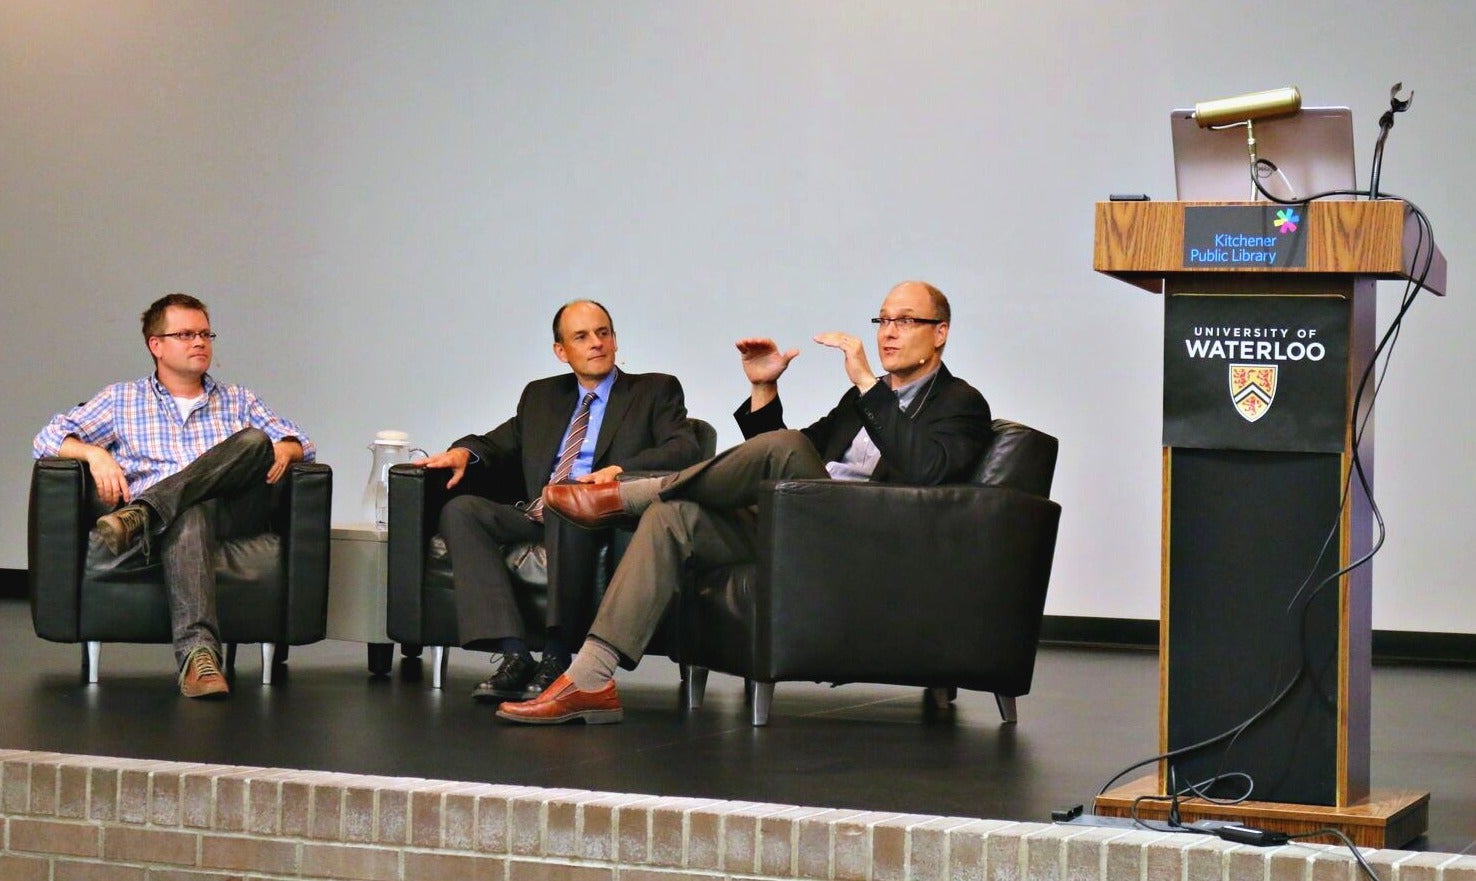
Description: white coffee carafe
xmin=361 ymin=430 xmax=425 ymax=531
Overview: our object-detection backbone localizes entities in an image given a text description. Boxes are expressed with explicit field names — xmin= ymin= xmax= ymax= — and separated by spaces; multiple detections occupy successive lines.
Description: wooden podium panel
xmin=1094 ymin=200 xmax=1447 ymax=296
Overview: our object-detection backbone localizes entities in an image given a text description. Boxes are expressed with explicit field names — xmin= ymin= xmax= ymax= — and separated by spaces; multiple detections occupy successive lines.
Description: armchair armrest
xmin=755 ymin=479 xmax=1061 ymax=693
xmin=386 ymin=464 xmax=452 ymax=641
xmin=28 ymin=458 xmax=93 ymax=641
xmin=276 ymin=461 xmax=333 ymax=643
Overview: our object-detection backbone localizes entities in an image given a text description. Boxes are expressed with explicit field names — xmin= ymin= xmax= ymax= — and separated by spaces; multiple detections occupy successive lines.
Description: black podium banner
xmin=1164 ymin=293 xmax=1349 ymax=452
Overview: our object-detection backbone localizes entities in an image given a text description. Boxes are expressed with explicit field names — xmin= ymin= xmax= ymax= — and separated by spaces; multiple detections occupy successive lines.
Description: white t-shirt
xmin=172 ymin=394 xmax=205 ymax=422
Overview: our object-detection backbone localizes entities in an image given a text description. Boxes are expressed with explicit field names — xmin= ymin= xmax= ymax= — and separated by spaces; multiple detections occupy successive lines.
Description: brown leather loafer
xmin=541 ymin=482 xmax=630 ymax=530
xmin=495 ymin=674 xmax=623 ymax=725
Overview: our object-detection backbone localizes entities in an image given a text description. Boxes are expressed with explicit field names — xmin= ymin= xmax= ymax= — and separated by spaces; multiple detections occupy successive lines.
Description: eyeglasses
xmin=871 ymin=316 xmax=945 ymax=329
xmin=155 ymin=331 xmax=217 ymax=342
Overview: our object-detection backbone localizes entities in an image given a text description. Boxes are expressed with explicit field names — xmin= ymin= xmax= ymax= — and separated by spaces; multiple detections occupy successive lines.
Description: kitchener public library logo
xmin=1182 ymin=205 xmax=1308 ymax=268
xmin=1274 ymin=208 xmax=1300 ymax=234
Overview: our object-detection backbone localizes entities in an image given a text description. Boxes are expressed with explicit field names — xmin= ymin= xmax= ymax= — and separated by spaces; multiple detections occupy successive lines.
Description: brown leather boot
xmin=179 ymin=646 xmax=230 ymax=699
xmin=97 ymin=504 xmax=150 ymax=556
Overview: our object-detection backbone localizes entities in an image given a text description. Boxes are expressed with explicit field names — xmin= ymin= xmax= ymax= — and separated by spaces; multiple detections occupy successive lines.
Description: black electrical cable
xmin=1107 ymin=781 xmax=1381 ymax=878
xmin=1289 ymin=828 xmax=1382 ymax=881
xmin=1127 ymin=795 xmax=1200 ymax=834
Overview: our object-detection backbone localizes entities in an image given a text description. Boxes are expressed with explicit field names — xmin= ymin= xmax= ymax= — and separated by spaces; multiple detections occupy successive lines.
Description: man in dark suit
xmin=413 ymin=300 xmax=701 ymax=702
xmin=497 ymin=280 xmax=994 ymax=724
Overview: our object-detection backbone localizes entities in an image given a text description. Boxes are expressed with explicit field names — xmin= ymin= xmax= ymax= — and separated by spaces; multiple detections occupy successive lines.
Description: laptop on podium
xmin=1171 ymin=106 xmax=1357 ymax=201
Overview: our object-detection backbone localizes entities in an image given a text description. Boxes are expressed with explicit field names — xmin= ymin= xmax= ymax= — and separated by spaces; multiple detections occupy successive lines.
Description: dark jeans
xmin=101 ymin=428 xmax=276 ymax=666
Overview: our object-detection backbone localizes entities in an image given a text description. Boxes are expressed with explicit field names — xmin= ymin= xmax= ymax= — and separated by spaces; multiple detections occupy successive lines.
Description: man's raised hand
xmin=813 ymin=332 xmax=878 ymax=393
xmin=736 ymin=338 xmax=800 ymax=384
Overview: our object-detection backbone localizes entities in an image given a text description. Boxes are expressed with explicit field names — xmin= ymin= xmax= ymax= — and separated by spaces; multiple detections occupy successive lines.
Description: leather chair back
xmin=972 ymin=419 xmax=1059 ymax=496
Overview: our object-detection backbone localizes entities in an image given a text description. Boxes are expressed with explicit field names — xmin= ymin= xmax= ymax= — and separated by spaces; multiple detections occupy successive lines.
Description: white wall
xmin=3 ymin=2 xmax=1472 ymax=632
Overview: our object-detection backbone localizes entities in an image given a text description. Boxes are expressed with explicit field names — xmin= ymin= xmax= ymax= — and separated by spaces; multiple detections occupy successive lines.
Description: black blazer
xmin=453 ymin=370 xmax=701 ymax=502
xmin=733 ymin=363 xmax=992 ymax=485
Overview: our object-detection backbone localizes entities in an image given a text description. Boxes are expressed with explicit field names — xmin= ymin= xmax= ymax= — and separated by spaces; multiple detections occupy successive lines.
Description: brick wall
xmin=1 ymin=749 xmax=1473 ymax=880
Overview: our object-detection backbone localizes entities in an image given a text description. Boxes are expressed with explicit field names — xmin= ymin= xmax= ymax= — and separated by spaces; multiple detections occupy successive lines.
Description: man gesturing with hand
xmin=498 ymin=280 xmax=994 ymax=725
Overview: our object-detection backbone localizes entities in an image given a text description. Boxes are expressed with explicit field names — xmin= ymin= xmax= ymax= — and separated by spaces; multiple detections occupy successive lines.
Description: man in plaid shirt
xmin=33 ymin=293 xmax=315 ymax=699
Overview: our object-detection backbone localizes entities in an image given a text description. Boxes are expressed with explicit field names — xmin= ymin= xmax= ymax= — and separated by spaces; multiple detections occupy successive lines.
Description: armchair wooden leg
xmin=431 ymin=646 xmax=449 ymax=689
xmin=682 ymin=666 xmax=708 ymax=708
xmin=260 ymin=644 xmax=275 ymax=684
xmin=995 ymin=693 xmax=1018 ymax=724
xmin=750 ymin=682 xmax=774 ymax=726
xmin=84 ymin=642 xmax=100 ymax=684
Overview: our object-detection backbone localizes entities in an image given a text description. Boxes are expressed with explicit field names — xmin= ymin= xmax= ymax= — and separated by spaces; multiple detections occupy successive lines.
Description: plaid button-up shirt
xmin=33 ymin=373 xmax=316 ymax=495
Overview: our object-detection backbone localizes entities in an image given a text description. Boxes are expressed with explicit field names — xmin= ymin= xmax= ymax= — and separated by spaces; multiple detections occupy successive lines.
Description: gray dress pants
xmin=587 ymin=429 xmax=828 ymax=663
xmin=440 ymin=497 xmax=607 ymax=650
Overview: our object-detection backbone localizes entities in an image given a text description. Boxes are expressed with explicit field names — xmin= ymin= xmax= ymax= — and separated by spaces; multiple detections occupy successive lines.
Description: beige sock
xmin=566 ymin=637 xmax=621 ymax=692
xmin=616 ymin=477 xmax=664 ymax=516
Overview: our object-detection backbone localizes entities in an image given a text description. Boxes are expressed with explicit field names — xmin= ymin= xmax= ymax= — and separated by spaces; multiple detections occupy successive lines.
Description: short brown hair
xmin=141 ymin=293 xmax=210 ymax=341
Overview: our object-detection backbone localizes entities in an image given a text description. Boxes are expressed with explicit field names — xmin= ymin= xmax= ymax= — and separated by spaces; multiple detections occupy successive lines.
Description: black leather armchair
xmin=27 ymin=457 xmax=333 ymax=684
xmin=386 ymin=419 xmax=717 ymax=687
xmin=671 ymin=419 xmax=1061 ymax=725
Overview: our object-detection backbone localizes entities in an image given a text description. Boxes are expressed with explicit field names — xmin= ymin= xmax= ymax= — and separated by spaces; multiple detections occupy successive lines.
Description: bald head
xmin=552 ymin=300 xmax=619 ymax=388
xmin=889 ymin=280 xmax=950 ymax=323
xmin=875 ymin=280 xmax=952 ymax=386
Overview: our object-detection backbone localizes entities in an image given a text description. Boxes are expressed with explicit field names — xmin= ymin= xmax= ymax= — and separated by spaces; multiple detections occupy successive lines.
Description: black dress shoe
xmin=471 ymin=653 xmax=537 ymax=702
xmin=525 ymin=654 xmax=570 ymax=696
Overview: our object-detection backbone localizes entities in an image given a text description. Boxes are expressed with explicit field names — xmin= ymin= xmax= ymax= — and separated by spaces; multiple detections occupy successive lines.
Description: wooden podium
xmin=1091 ymin=199 xmax=1445 ymax=846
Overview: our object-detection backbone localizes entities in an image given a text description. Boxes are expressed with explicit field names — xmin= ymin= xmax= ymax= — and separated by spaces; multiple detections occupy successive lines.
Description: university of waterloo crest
xmin=1229 ymin=364 xmax=1277 ymax=422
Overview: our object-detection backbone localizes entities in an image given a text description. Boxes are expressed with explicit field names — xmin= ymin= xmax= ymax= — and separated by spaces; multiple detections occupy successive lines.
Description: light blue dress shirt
xmin=556 ymin=368 xmax=618 ymax=480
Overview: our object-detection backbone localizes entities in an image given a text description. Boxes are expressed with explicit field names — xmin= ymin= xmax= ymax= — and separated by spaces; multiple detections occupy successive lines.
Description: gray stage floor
xmin=0 ymin=598 xmax=1470 ymax=855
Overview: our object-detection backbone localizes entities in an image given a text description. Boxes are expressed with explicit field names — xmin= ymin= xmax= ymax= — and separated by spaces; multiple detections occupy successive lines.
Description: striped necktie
xmin=526 ymin=390 xmax=597 ymax=522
